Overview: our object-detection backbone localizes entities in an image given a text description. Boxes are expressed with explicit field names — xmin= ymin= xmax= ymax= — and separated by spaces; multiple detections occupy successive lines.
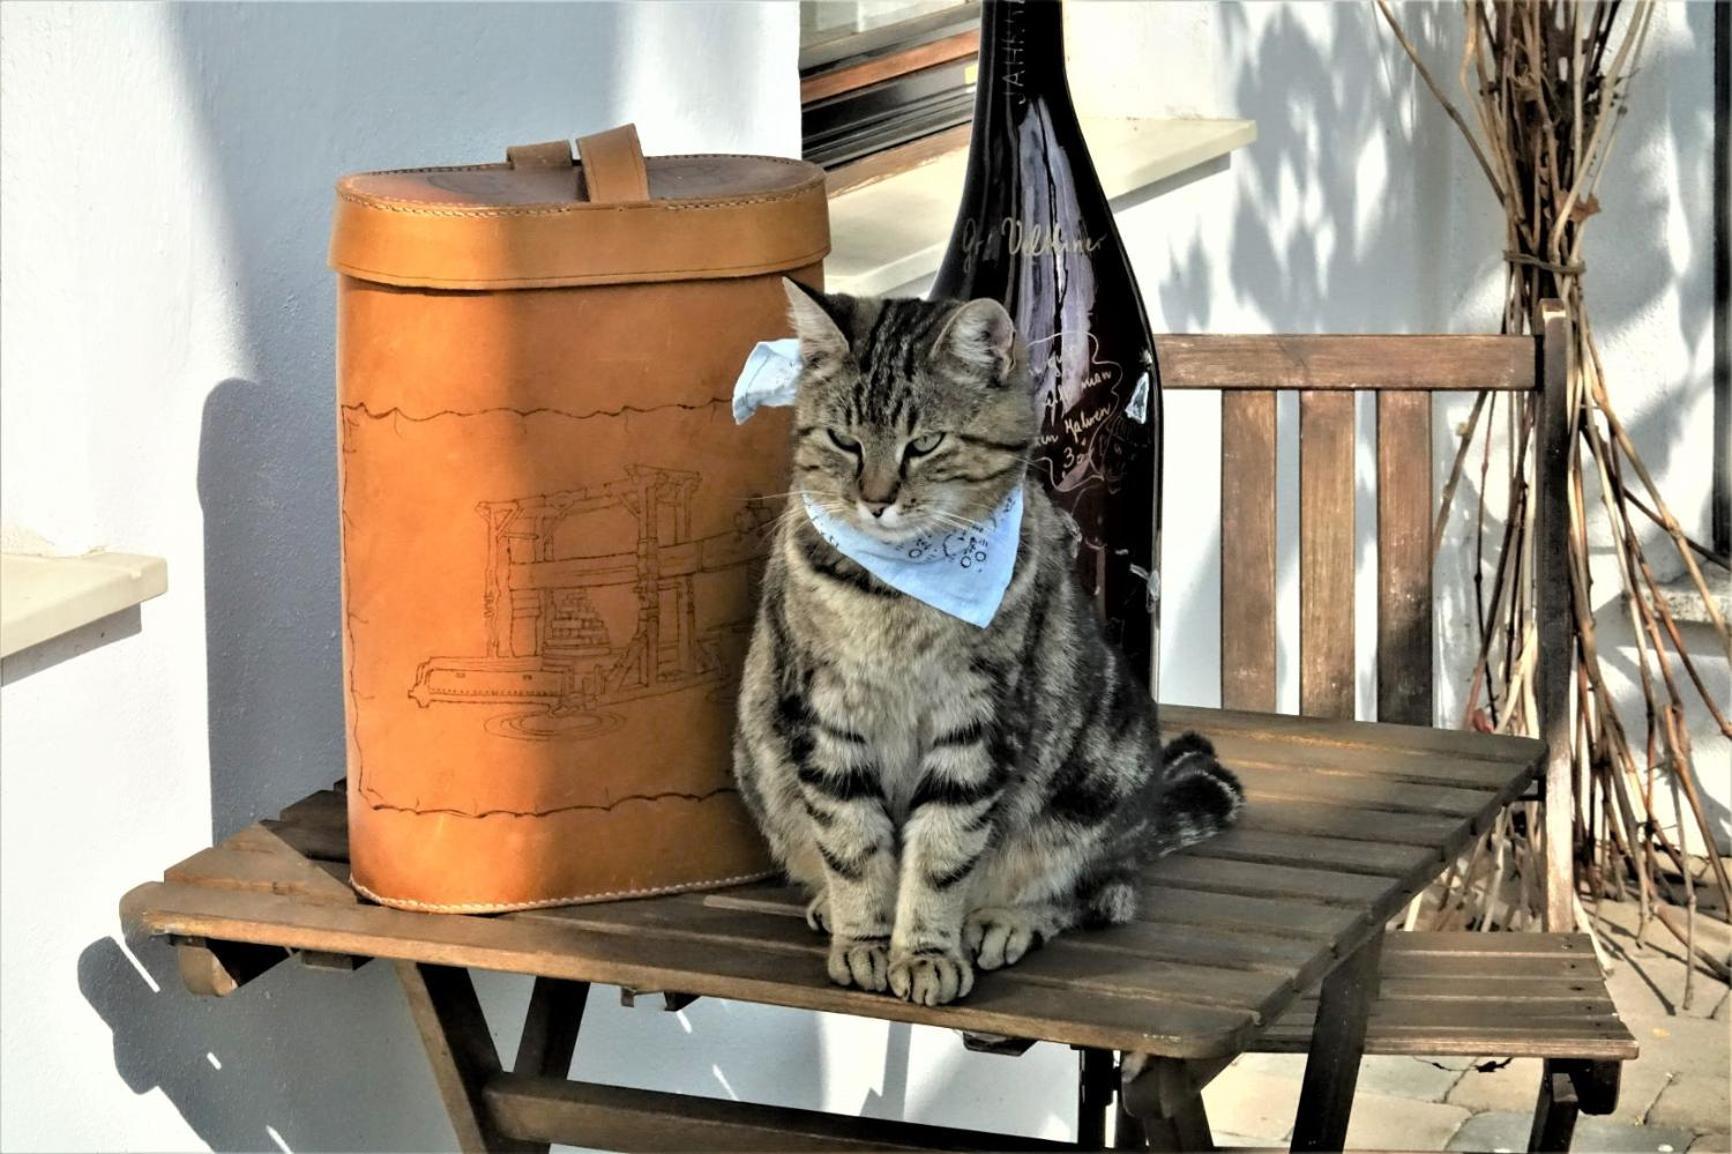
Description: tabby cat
xmin=733 ymin=281 xmax=1242 ymax=1006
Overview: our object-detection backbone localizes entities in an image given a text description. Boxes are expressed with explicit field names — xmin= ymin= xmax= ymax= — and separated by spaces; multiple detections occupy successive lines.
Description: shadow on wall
xmin=0 ymin=608 xmax=141 ymax=688
xmin=1159 ymin=2 xmax=1461 ymax=339
xmin=80 ymin=934 xmax=454 ymax=1152
xmin=1590 ymin=607 xmax=1732 ymax=853
xmin=199 ymin=379 xmax=347 ymax=840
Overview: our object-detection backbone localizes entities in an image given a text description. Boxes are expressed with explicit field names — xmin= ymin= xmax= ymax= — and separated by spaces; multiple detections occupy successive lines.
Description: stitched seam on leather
xmin=350 ymin=869 xmax=779 ymax=914
xmin=341 ymin=398 xmax=731 ymax=422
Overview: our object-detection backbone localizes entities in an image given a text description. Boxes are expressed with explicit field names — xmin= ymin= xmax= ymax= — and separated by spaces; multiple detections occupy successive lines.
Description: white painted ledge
xmin=0 ymin=551 xmax=167 ymax=658
xmin=826 ymin=117 xmax=1257 ymax=297
xmin=1632 ymin=567 xmax=1731 ymax=629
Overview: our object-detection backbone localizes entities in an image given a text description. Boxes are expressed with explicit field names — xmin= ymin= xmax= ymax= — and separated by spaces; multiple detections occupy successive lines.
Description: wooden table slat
xmin=1133 ymin=886 xmax=1366 ymax=942
xmin=1255 ymin=1017 xmax=1638 ymax=1060
xmin=278 ymin=789 xmax=345 ymax=825
xmin=1163 ymin=704 xmax=1544 ymax=765
xmin=1235 ymin=765 xmax=1495 ymax=818
xmin=700 ymin=885 xmax=1328 ymax=977
xmin=1185 ymin=829 xmax=1439 ymax=878
xmin=693 ymin=879 xmax=805 ymax=910
xmin=1233 ymin=799 xmax=1463 ymax=846
xmin=265 ymin=790 xmax=350 ymax=863
xmin=1375 ymin=977 xmax=1614 ymax=1002
xmin=1201 ymin=734 xmax=1524 ymax=790
xmin=527 ymin=898 xmax=1293 ymax=1016
xmin=122 ymin=881 xmax=1255 ymax=1057
xmin=1383 ymin=931 xmax=1591 ymax=957
xmin=678 ymin=876 xmax=1364 ymax=950
xmin=1045 ymin=922 xmax=1320 ymax=978
xmin=1141 ymin=856 xmax=1390 ymax=907
xmin=263 ymin=818 xmax=350 ymax=863
xmin=1378 ymin=952 xmax=1599 ymax=980
xmin=1273 ymin=998 xmax=1622 ymax=1029
xmin=166 ymin=844 xmax=357 ymax=906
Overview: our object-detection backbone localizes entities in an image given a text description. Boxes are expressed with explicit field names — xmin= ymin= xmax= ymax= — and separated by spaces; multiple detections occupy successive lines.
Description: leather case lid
xmin=331 ymin=126 xmax=830 ymax=290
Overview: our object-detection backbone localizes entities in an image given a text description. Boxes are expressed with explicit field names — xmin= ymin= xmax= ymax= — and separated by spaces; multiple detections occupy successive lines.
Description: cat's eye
xmin=826 ymin=428 xmax=861 ymax=453
xmin=904 ymin=431 xmax=946 ymax=458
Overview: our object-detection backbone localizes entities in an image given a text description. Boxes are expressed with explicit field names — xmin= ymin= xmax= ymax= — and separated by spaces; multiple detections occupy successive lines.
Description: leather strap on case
xmin=576 ymin=124 xmax=651 ymax=204
xmin=505 ymin=139 xmax=574 ymax=169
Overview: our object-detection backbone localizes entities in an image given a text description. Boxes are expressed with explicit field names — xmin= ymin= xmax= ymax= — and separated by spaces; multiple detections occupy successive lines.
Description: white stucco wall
xmin=1094 ymin=0 xmax=1728 ymax=859
xmin=1 ymin=3 xmax=1721 ymax=1152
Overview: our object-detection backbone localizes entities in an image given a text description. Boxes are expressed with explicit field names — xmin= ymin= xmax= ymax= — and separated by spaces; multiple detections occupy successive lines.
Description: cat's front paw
xmin=888 ymin=947 xmax=975 ymax=1006
xmin=827 ymin=936 xmax=890 ymax=992
xmin=963 ymin=906 xmax=1048 ymax=970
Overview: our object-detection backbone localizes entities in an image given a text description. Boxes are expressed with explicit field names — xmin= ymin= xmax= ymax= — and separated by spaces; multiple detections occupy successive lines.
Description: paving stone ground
xmin=1445 ymin=1112 xmax=1697 ymax=1153
xmin=1202 ymin=897 xmax=1730 ymax=1151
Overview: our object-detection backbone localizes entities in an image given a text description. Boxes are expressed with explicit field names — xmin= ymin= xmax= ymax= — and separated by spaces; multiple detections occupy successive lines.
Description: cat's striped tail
xmin=1151 ymin=732 xmax=1243 ymax=855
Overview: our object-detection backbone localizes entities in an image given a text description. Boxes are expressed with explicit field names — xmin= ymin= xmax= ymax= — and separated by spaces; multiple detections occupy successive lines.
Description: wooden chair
xmin=1158 ymin=300 xmax=1635 ymax=1150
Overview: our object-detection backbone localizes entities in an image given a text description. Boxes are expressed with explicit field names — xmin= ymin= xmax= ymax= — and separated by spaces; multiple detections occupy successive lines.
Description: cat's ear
xmin=782 ymin=277 xmax=852 ymax=362
xmin=933 ymin=298 xmax=1016 ymax=383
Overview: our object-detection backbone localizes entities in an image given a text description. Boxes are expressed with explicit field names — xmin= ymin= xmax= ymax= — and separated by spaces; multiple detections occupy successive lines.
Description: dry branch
xmin=1376 ymin=0 xmax=1729 ymax=955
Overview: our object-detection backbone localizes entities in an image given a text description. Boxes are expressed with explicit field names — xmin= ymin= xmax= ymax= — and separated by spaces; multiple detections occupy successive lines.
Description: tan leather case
xmin=330 ymin=125 xmax=828 ymax=912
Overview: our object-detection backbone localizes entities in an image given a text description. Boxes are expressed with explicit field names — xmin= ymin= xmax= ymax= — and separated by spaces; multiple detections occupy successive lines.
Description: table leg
xmin=1121 ymin=1054 xmax=1223 ymax=1153
xmin=1077 ymin=1048 xmax=1116 ymax=1148
xmin=514 ymin=977 xmax=590 ymax=1078
xmin=1112 ymin=1096 xmax=1148 ymax=1150
xmin=512 ymin=978 xmax=591 ymax=1154
xmin=171 ymin=935 xmax=288 ymax=997
xmin=396 ymin=961 xmax=536 ymax=1154
xmin=1290 ymin=930 xmax=1384 ymax=1152
xmin=1527 ymin=1062 xmax=1580 ymax=1153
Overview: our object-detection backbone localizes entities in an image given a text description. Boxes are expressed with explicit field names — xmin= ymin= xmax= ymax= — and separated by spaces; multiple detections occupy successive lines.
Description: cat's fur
xmin=733 ymin=281 xmax=1242 ymax=1006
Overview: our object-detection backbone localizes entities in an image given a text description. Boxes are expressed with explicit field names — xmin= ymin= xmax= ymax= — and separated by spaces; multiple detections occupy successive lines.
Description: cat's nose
xmin=861 ymin=500 xmax=893 ymax=519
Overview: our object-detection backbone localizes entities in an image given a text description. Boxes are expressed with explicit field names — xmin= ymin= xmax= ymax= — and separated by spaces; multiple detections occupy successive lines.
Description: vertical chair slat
xmin=1376 ymin=393 xmax=1435 ymax=726
xmin=1299 ymin=391 xmax=1356 ymax=720
xmin=1534 ymin=304 xmax=1576 ymax=932
xmin=1221 ymin=390 xmax=1278 ymax=712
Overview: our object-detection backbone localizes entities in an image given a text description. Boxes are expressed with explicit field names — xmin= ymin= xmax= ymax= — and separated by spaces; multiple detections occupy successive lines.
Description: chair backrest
xmin=1155 ymin=302 xmax=1575 ymax=926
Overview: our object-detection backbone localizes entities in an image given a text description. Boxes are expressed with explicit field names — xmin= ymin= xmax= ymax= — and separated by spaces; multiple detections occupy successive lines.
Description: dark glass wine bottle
xmin=931 ymin=0 xmax=1162 ymax=688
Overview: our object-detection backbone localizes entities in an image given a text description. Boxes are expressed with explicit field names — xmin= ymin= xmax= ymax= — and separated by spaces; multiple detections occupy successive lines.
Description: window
xmin=799 ymin=1 xmax=980 ymax=185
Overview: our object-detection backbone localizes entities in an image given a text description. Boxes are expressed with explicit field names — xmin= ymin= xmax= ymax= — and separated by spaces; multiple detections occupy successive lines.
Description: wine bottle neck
xmin=974 ymin=0 xmax=1074 ymax=111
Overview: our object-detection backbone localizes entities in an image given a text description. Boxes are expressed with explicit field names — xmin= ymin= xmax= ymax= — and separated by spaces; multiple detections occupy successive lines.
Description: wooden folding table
xmin=122 ymin=704 xmax=1546 ymax=1151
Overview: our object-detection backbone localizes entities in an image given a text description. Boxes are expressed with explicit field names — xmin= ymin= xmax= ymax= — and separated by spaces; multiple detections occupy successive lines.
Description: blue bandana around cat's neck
xmin=734 ymin=338 xmax=1024 ymax=628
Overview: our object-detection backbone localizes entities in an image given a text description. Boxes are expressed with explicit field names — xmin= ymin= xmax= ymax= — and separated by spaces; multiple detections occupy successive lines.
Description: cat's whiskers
xmin=925 ymin=508 xmax=991 ymax=534
xmin=772 ymin=494 xmax=850 ymax=535
xmin=745 ymin=489 xmax=825 ymax=504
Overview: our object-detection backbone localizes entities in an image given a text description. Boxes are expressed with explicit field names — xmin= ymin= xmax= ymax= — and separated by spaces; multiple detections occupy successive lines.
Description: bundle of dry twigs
xmin=1375 ymin=0 xmax=1729 ymax=997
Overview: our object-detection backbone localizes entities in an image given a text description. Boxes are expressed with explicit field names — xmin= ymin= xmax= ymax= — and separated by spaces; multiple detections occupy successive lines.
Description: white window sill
xmin=1631 ymin=565 xmax=1731 ymax=630
xmin=825 ymin=116 xmax=1257 ymax=296
xmin=0 ymin=551 xmax=167 ymax=658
